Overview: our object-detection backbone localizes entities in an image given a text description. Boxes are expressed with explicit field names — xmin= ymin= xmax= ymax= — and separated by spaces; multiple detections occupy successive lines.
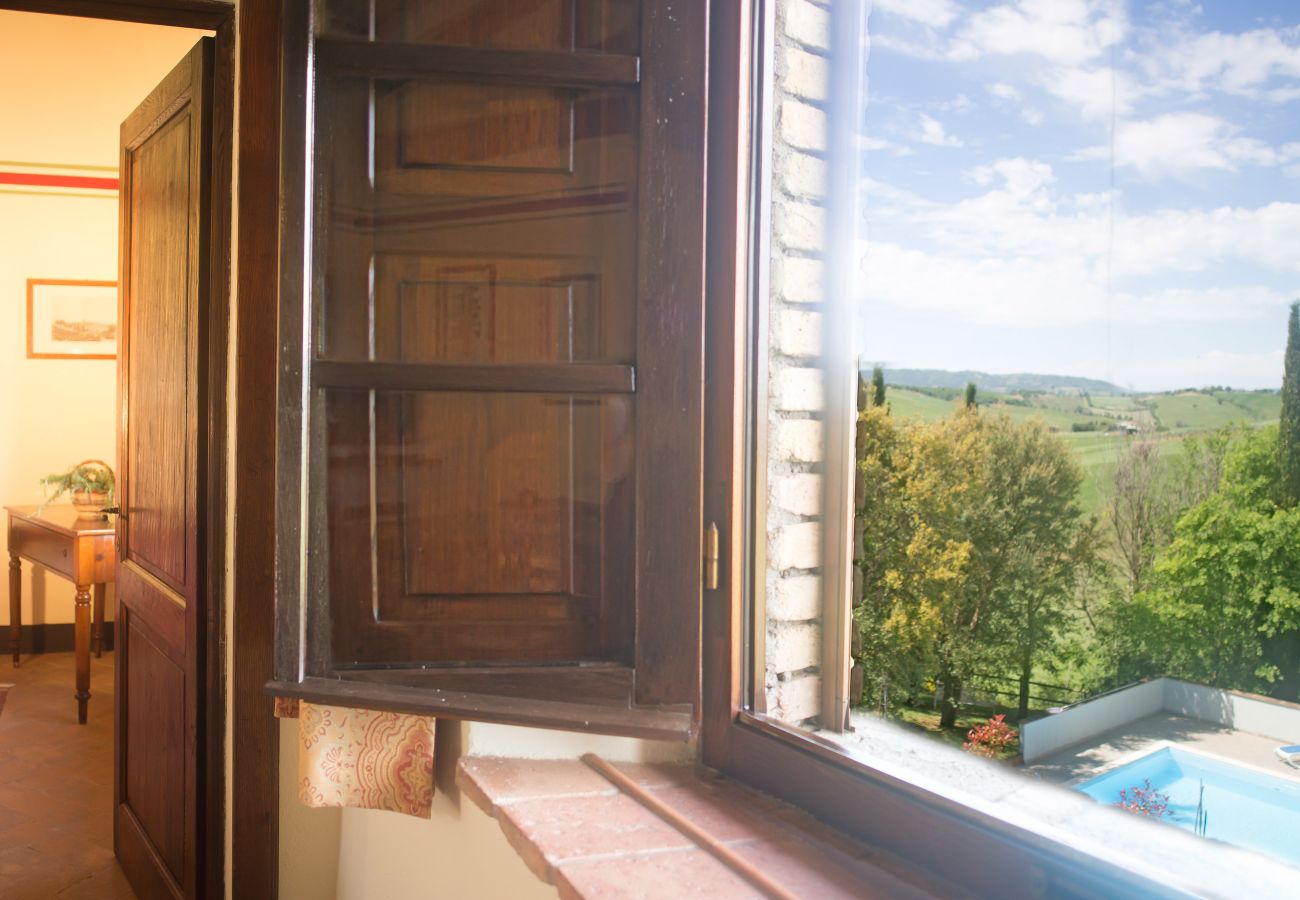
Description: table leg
xmin=8 ymin=555 xmax=19 ymax=668
xmin=75 ymin=584 xmax=90 ymax=725
xmin=93 ymin=584 xmax=106 ymax=658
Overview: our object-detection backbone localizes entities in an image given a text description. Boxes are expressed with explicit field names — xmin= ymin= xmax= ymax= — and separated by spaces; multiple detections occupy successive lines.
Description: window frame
xmin=698 ymin=2 xmax=1203 ymax=895
xmin=266 ymin=0 xmax=709 ymax=742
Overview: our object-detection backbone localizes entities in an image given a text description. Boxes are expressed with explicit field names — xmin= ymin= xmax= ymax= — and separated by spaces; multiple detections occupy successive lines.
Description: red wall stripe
xmin=0 ymin=171 xmax=119 ymax=191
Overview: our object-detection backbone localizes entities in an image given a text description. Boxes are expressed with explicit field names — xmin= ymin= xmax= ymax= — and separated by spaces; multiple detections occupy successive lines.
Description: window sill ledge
xmin=265 ymin=665 xmax=694 ymax=742
xmin=457 ymin=755 xmax=953 ymax=899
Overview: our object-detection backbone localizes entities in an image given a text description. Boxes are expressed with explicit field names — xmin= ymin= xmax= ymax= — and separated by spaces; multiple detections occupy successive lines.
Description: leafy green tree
xmin=854 ymin=408 xmax=1097 ymax=725
xmin=871 ymin=366 xmax=887 ymax=408
xmin=971 ymin=415 xmax=1098 ymax=720
xmin=964 ymin=382 xmax=977 ymax=410
xmin=1279 ymin=302 xmax=1300 ymax=504
xmin=1133 ymin=426 xmax=1300 ymax=698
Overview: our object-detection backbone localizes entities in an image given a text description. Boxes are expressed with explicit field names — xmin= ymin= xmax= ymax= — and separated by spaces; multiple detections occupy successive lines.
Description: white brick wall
xmin=764 ymin=0 xmax=832 ymax=728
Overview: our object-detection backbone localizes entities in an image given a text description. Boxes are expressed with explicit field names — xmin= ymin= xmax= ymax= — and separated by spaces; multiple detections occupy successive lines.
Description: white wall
xmin=1021 ymin=679 xmax=1166 ymax=763
xmin=0 ymin=11 xmax=207 ymax=626
xmin=1164 ymin=681 xmax=1300 ymax=745
xmin=1022 ymin=678 xmax=1300 ymax=762
xmin=278 ymin=718 xmax=693 ymax=900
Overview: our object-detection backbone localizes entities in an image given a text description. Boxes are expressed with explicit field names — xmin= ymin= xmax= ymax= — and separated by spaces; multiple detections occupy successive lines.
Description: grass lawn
xmin=895 ymin=706 xmax=1022 ymax=762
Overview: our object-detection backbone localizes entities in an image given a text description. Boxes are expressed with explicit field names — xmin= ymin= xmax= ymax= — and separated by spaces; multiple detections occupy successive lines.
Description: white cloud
xmin=1072 ymin=113 xmax=1300 ymax=179
xmin=859 ymin=163 xmax=1300 ymax=329
xmin=860 ymin=135 xmax=916 ymax=156
xmin=915 ymin=113 xmax=964 ymax=147
xmin=988 ymin=82 xmax=1023 ymax=102
xmin=1042 ymin=64 xmax=1138 ymax=120
xmin=1141 ymin=27 xmax=1300 ymax=98
xmin=949 ymin=0 xmax=1127 ymax=66
xmin=870 ymin=0 xmax=961 ymax=30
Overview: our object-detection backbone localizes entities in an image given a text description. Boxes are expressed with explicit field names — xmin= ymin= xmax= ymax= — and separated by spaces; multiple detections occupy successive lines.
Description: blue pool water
xmin=1075 ymin=746 xmax=1300 ymax=867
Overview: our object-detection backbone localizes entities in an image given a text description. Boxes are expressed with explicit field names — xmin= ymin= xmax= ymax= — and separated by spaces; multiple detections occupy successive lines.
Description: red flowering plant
xmin=961 ymin=714 xmax=1018 ymax=758
xmin=1114 ymin=780 xmax=1171 ymax=819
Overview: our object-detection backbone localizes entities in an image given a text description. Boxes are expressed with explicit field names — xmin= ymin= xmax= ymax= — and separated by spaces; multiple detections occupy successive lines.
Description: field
xmin=883 ymin=386 xmax=1280 ymax=514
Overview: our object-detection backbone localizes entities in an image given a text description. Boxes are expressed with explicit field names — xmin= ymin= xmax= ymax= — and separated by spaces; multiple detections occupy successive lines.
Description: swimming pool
xmin=1075 ymin=746 xmax=1300 ymax=868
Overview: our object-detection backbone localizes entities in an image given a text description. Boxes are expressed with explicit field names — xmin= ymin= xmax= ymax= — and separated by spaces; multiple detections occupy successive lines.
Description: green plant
xmin=38 ymin=460 xmax=116 ymax=512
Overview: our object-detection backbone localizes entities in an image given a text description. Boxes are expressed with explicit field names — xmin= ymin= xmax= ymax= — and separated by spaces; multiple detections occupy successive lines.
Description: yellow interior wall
xmin=0 ymin=12 xmax=206 ymax=627
xmin=279 ymin=719 xmax=694 ymax=899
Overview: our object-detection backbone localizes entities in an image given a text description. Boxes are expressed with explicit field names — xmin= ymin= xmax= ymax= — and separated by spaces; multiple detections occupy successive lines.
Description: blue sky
xmin=858 ymin=0 xmax=1300 ymax=390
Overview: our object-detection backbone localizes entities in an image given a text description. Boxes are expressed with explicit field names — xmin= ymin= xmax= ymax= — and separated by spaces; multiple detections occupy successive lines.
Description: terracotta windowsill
xmin=457 ymin=756 xmax=954 ymax=899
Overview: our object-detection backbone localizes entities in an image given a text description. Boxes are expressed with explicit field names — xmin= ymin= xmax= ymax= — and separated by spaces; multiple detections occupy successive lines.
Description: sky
xmin=858 ymin=0 xmax=1300 ymax=391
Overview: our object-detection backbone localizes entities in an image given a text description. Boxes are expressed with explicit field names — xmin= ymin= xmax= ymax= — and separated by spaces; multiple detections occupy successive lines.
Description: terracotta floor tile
xmin=0 ymin=651 xmax=133 ymax=898
xmin=555 ymin=847 xmax=763 ymax=900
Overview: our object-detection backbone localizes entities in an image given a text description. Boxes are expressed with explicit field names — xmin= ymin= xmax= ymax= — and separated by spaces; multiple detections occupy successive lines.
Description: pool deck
xmin=1025 ymin=711 xmax=1300 ymax=785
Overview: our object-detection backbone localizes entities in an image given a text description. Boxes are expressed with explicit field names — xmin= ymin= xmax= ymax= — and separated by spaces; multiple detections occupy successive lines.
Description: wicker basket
xmin=70 ymin=459 xmax=113 ymax=519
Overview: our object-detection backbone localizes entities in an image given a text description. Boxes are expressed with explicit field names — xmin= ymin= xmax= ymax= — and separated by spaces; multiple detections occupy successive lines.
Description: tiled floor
xmin=0 ymin=650 xmax=135 ymax=898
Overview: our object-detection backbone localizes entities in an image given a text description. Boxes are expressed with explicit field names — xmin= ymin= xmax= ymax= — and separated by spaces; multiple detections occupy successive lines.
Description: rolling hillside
xmin=878 ymin=385 xmax=1281 ymax=514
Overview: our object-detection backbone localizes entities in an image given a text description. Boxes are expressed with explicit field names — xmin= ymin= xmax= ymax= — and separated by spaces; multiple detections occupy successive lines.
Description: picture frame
xmin=26 ymin=278 xmax=118 ymax=360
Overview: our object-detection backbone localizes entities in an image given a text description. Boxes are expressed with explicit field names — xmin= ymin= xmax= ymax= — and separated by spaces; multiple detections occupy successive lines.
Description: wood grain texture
xmin=124 ymin=617 xmax=187 ymax=883
xmin=633 ymin=0 xmax=708 ymax=707
xmin=316 ymin=37 xmax=640 ymax=86
xmin=232 ymin=0 xmax=283 ymax=892
xmin=700 ymin=0 xmax=753 ymax=771
xmin=115 ymin=38 xmax=210 ymax=900
xmin=311 ymin=360 xmax=635 ymax=393
xmin=365 ymin=0 xmax=641 ymax=53
xmin=266 ymin=669 xmax=693 ymax=741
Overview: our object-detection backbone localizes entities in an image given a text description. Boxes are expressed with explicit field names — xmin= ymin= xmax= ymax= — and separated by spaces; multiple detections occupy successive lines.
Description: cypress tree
xmin=964 ymin=382 xmax=978 ymax=410
xmin=871 ymin=366 xmax=887 ymax=408
xmin=1280 ymin=302 xmax=1300 ymax=504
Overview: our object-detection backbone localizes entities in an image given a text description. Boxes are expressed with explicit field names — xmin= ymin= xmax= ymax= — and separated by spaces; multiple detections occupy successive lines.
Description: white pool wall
xmin=1021 ymin=679 xmax=1300 ymax=763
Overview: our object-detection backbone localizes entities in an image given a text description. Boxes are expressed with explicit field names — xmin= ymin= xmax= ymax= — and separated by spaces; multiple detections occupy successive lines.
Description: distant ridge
xmin=870 ymin=367 xmax=1127 ymax=395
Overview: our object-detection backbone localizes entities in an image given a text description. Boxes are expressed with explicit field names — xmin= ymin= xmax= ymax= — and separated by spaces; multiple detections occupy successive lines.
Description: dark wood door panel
xmin=375 ymin=84 xmax=636 ymax=198
xmin=372 ymin=254 xmax=612 ymax=364
xmin=123 ymin=615 xmax=187 ymax=883
xmin=123 ymin=109 xmax=194 ymax=592
xmin=116 ymin=38 xmax=211 ymax=900
xmin=118 ymin=561 xmax=187 ymax=662
xmin=318 ymin=0 xmax=642 ymax=53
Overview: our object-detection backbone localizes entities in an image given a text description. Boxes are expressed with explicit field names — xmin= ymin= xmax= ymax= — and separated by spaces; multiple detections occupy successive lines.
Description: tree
xmin=1280 ymin=302 xmax=1300 ymax=504
xmin=870 ymin=366 xmax=887 ymax=408
xmin=964 ymin=382 xmax=977 ymax=410
xmin=1108 ymin=440 xmax=1178 ymax=599
xmin=1134 ymin=426 xmax=1300 ymax=698
xmin=853 ymin=408 xmax=1096 ymax=725
xmin=967 ymin=414 xmax=1096 ymax=720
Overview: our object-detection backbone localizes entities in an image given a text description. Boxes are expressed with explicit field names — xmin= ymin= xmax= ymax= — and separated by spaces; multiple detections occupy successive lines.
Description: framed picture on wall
xmin=26 ymin=279 xmax=118 ymax=360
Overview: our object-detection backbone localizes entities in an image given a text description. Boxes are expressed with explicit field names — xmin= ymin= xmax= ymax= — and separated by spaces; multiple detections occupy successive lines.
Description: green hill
xmin=879 ymin=385 xmax=1280 ymax=515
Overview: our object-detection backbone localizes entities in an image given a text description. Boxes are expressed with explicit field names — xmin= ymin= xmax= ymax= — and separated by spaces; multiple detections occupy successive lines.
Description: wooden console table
xmin=5 ymin=505 xmax=115 ymax=724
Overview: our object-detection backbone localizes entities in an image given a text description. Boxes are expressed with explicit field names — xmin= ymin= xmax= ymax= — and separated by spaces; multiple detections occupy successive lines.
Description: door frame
xmin=0 ymin=2 xmax=265 ymax=897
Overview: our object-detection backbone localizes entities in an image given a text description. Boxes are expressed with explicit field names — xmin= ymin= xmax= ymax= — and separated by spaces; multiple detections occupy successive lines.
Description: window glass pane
xmin=314 ymin=74 xmax=637 ymax=363
xmin=753 ymin=0 xmax=1300 ymax=883
xmin=320 ymin=389 xmax=634 ymax=667
xmin=316 ymin=0 xmax=640 ymax=54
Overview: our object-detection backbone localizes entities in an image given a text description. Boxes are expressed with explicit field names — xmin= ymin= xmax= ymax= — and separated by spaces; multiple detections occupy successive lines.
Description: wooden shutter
xmin=275 ymin=0 xmax=705 ymax=712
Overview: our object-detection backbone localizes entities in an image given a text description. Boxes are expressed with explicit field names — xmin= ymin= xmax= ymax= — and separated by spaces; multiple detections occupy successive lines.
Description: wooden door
xmin=115 ymin=39 xmax=213 ymax=900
